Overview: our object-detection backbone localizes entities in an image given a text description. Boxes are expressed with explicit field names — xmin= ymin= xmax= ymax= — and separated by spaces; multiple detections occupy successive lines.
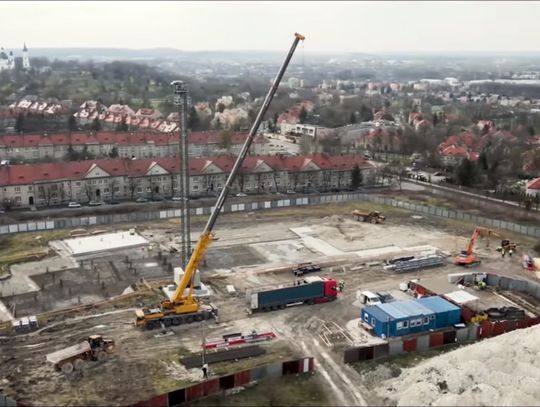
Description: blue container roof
xmin=363 ymin=305 xmax=391 ymax=322
xmin=377 ymin=299 xmax=434 ymax=320
xmin=416 ymin=296 xmax=461 ymax=313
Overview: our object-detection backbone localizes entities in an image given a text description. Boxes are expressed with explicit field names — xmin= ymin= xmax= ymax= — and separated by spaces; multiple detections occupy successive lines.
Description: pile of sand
xmin=375 ymin=325 xmax=540 ymax=406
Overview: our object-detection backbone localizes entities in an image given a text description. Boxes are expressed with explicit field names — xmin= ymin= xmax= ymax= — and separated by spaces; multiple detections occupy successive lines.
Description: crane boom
xmin=167 ymin=33 xmax=306 ymax=307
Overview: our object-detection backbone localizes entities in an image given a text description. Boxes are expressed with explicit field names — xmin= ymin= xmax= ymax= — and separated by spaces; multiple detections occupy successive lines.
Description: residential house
xmin=0 ymin=154 xmax=375 ymax=208
xmin=0 ymin=131 xmax=270 ymax=162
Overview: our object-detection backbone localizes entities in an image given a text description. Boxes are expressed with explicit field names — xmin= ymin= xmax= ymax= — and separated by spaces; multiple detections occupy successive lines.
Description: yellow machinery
xmin=134 ymin=33 xmax=306 ymax=330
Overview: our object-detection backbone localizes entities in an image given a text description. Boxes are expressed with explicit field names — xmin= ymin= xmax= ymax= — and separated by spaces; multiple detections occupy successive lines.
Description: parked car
xmin=68 ymin=202 xmax=81 ymax=208
xmin=286 ymin=190 xmax=296 ymax=194
xmin=292 ymin=262 xmax=321 ymax=277
xmin=136 ymin=197 xmax=149 ymax=203
xmin=152 ymin=196 xmax=164 ymax=202
xmin=171 ymin=196 xmax=182 ymax=201
xmin=236 ymin=192 xmax=247 ymax=197
xmin=106 ymin=200 xmax=119 ymax=205
xmin=433 ymin=171 xmax=443 ymax=176
xmin=88 ymin=201 xmax=102 ymax=207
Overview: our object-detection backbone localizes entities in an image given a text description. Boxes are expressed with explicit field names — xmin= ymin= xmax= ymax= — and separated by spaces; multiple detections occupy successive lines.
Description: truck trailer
xmin=246 ymin=276 xmax=338 ymax=313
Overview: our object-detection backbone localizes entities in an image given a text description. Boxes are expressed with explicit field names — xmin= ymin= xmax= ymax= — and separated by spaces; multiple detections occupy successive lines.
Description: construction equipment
xmin=455 ymin=227 xmax=503 ymax=267
xmin=246 ymin=276 xmax=338 ymax=313
xmin=46 ymin=335 xmax=114 ymax=374
xmin=352 ymin=210 xmax=386 ymax=224
xmin=497 ymin=239 xmax=517 ymax=257
xmin=134 ymin=33 xmax=306 ymax=330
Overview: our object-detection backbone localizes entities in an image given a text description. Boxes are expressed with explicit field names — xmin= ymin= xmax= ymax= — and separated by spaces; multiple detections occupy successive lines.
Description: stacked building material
xmin=383 ymin=255 xmax=445 ymax=273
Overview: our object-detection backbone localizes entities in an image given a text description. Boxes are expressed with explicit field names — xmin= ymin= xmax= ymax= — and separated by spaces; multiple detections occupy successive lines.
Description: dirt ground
xmin=0 ymin=201 xmax=538 ymax=406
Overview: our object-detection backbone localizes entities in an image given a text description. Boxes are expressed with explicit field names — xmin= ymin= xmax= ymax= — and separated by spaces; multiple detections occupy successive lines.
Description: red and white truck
xmin=246 ymin=276 xmax=338 ymax=313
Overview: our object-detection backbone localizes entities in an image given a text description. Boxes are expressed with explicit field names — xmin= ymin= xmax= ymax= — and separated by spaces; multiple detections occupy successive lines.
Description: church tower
xmin=8 ymin=51 xmax=14 ymax=69
xmin=22 ymin=43 xmax=30 ymax=70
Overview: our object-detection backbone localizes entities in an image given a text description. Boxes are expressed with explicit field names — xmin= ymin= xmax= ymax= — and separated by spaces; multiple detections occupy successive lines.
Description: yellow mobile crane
xmin=135 ymin=33 xmax=306 ymax=330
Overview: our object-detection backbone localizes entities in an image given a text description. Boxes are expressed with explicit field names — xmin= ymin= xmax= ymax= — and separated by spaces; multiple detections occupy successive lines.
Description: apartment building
xmin=0 ymin=154 xmax=374 ymax=208
xmin=0 ymin=131 xmax=270 ymax=162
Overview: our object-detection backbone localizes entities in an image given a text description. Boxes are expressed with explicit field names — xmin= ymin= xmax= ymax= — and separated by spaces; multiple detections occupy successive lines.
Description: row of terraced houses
xmin=0 ymin=131 xmax=270 ymax=161
xmin=0 ymin=155 xmax=375 ymax=208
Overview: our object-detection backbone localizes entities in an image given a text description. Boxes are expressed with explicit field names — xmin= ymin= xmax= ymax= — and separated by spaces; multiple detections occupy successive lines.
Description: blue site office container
xmin=415 ymin=296 xmax=461 ymax=328
xmin=361 ymin=306 xmax=390 ymax=337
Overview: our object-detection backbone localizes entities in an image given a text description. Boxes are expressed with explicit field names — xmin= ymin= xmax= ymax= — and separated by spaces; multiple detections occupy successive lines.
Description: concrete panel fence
xmin=1 ymin=192 xmax=540 ymax=238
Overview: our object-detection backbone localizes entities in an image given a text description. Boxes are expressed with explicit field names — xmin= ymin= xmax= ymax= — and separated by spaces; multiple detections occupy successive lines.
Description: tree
xmin=299 ymin=107 xmax=308 ymax=124
xmin=2 ymin=198 xmax=14 ymax=211
xmin=109 ymin=146 xmax=119 ymax=158
xmin=351 ymin=164 xmax=362 ymax=189
xmin=91 ymin=118 xmax=102 ymax=131
xmin=115 ymin=117 xmax=128 ymax=132
xmin=456 ymin=159 xmax=477 ymax=187
xmin=350 ymin=112 xmax=357 ymax=124
xmin=299 ymin=136 xmax=312 ymax=155
xmin=217 ymin=103 xmax=225 ymax=113
xmin=128 ymin=178 xmax=139 ymax=199
xmin=68 ymin=115 xmax=78 ymax=131
xmin=219 ymin=130 xmax=232 ymax=150
xmin=37 ymin=184 xmax=54 ymax=207
xmin=359 ymin=104 xmax=373 ymax=122
xmin=83 ymin=182 xmax=94 ymax=202
xmin=108 ymin=178 xmax=118 ymax=201
xmin=15 ymin=113 xmax=24 ymax=133
xmin=188 ymin=106 xmax=199 ymax=130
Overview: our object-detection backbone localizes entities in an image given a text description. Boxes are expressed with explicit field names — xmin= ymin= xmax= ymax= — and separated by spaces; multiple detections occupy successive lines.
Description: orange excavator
xmin=455 ymin=227 xmax=503 ymax=267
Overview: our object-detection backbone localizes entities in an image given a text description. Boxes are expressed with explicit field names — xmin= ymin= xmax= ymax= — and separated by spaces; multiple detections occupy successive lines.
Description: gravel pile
xmin=376 ymin=325 xmax=540 ymax=406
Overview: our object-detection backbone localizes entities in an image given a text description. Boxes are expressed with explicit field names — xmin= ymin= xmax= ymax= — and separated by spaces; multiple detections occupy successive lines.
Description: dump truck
xmin=246 ymin=276 xmax=338 ymax=313
xmin=352 ymin=210 xmax=386 ymax=224
xmin=46 ymin=335 xmax=114 ymax=374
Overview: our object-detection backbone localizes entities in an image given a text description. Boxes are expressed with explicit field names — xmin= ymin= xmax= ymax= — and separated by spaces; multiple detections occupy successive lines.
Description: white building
xmin=0 ymin=44 xmax=29 ymax=71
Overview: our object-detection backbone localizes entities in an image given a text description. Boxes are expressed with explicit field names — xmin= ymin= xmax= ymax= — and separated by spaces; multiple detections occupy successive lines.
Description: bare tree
xmin=83 ymin=182 xmax=94 ymax=202
xmin=108 ymin=178 xmax=119 ymax=201
xmin=38 ymin=184 xmax=54 ymax=207
xmin=128 ymin=177 xmax=139 ymax=200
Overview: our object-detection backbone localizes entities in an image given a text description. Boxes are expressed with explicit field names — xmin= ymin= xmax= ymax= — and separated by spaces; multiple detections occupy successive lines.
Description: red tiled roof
xmin=527 ymin=177 xmax=540 ymax=190
xmin=0 ymin=131 xmax=270 ymax=149
xmin=0 ymin=154 xmax=373 ymax=186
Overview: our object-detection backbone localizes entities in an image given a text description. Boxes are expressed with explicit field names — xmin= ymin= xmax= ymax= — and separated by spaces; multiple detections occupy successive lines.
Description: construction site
xmin=1 ymin=34 xmax=540 ymax=407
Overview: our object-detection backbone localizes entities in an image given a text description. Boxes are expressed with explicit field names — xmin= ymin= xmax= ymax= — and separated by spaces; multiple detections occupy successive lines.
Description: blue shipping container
xmin=415 ymin=296 xmax=461 ymax=328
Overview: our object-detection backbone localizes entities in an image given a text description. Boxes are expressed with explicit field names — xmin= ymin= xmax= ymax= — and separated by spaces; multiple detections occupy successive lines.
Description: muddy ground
xmin=0 ymin=201 xmax=538 ymax=406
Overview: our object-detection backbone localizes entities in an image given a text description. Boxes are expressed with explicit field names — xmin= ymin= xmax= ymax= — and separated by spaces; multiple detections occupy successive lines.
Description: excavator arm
xmin=166 ymin=32 xmax=306 ymax=308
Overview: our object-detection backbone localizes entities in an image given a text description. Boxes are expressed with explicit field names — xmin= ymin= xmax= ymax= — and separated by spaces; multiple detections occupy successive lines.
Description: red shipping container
xmin=403 ymin=338 xmax=417 ymax=352
xmin=203 ymin=378 xmax=220 ymax=397
xmin=234 ymin=370 xmax=251 ymax=387
xmin=133 ymin=394 xmax=168 ymax=407
xmin=517 ymin=319 xmax=529 ymax=329
xmin=492 ymin=322 xmax=505 ymax=336
xmin=186 ymin=383 xmax=205 ymax=403
xmin=429 ymin=333 xmax=443 ymax=348
xmin=528 ymin=317 xmax=540 ymax=327
xmin=309 ymin=357 xmax=315 ymax=372
xmin=461 ymin=306 xmax=474 ymax=322
xmin=504 ymin=320 xmax=517 ymax=333
xmin=477 ymin=321 xmax=493 ymax=338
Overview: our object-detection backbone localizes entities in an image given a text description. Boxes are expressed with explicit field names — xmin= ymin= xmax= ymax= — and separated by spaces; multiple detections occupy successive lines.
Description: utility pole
xmin=201 ymin=319 xmax=208 ymax=380
xmin=171 ymin=81 xmax=191 ymax=271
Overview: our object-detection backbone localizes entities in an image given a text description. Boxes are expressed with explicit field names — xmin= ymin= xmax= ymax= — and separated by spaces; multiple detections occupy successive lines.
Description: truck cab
xmin=292 ymin=262 xmax=321 ymax=276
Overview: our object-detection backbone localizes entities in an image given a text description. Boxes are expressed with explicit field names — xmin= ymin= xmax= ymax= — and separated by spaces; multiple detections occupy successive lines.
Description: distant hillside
xmin=29 ymin=47 xmax=365 ymax=64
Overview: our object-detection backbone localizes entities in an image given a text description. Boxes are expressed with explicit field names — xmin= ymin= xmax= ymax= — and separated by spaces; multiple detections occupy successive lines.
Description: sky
xmin=2 ymin=1 xmax=540 ymax=54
